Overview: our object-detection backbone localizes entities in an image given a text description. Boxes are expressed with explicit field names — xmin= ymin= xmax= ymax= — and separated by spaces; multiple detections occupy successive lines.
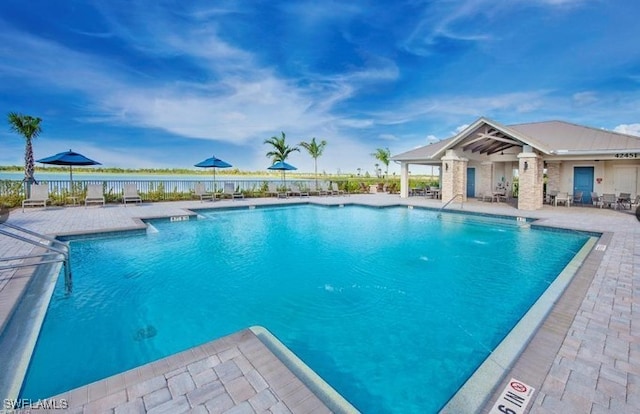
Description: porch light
xmin=524 ymin=161 xmax=529 ymax=171
xmin=445 ymin=163 xmax=449 ymax=171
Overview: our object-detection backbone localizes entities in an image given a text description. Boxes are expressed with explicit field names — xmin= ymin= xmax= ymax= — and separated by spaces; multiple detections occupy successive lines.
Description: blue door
xmin=574 ymin=167 xmax=594 ymax=203
xmin=466 ymin=168 xmax=475 ymax=197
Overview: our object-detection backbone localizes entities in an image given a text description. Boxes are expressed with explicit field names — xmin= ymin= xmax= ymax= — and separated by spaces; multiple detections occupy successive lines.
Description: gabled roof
xmin=509 ymin=120 xmax=640 ymax=153
xmin=391 ymin=117 xmax=640 ymax=162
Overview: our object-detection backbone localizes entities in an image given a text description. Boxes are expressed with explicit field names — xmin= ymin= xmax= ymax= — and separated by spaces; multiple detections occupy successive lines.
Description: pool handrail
xmin=0 ymin=221 xmax=72 ymax=293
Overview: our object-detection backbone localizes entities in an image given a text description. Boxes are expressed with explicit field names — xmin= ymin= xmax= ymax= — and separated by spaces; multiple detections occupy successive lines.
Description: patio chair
xmin=287 ymin=183 xmax=302 ymax=197
xmin=266 ymin=182 xmax=279 ymax=197
xmin=554 ymin=192 xmax=571 ymax=207
xmin=123 ymin=184 xmax=142 ymax=206
xmin=617 ymin=192 xmax=631 ymax=210
xmin=193 ymin=182 xmax=214 ymax=202
xmin=22 ymin=184 xmax=49 ymax=212
xmin=601 ymin=193 xmax=617 ymax=209
xmin=572 ymin=191 xmax=584 ymax=206
xmin=85 ymin=184 xmax=105 ymax=208
xmin=331 ymin=182 xmax=345 ymax=196
xmin=631 ymin=195 xmax=640 ymax=209
xmin=545 ymin=189 xmax=558 ymax=204
xmin=223 ymin=182 xmax=244 ymax=200
xmin=318 ymin=182 xmax=331 ymax=196
xmin=297 ymin=184 xmax=310 ymax=197
xmin=590 ymin=192 xmax=602 ymax=208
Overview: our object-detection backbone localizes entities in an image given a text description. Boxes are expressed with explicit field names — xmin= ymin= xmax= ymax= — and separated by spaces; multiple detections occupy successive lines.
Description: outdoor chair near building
xmin=22 ymin=184 xmax=50 ymax=212
xmin=545 ymin=189 xmax=558 ymax=204
xmin=631 ymin=195 xmax=640 ymax=209
xmin=590 ymin=192 xmax=602 ymax=208
xmin=601 ymin=193 xmax=617 ymax=209
xmin=84 ymin=184 xmax=105 ymax=208
xmin=554 ymin=192 xmax=571 ymax=207
xmin=617 ymin=192 xmax=632 ymax=209
xmin=572 ymin=191 xmax=584 ymax=206
xmin=123 ymin=184 xmax=142 ymax=206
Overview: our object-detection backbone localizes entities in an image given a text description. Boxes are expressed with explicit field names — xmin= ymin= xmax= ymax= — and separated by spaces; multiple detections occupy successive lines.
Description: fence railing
xmin=0 ymin=179 xmax=359 ymax=206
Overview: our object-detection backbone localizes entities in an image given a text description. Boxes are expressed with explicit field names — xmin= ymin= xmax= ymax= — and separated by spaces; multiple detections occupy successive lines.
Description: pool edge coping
xmin=0 ymin=199 xmax=610 ymax=412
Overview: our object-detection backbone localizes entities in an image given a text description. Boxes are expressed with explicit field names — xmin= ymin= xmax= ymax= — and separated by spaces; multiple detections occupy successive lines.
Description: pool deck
xmin=0 ymin=194 xmax=638 ymax=413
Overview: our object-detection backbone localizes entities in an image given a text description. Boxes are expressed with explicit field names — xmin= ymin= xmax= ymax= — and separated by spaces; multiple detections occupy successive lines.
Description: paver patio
xmin=0 ymin=194 xmax=638 ymax=413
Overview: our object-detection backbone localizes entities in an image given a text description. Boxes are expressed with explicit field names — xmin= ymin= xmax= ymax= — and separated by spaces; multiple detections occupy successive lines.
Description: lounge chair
xmin=590 ymin=192 xmax=602 ymax=208
xmin=194 ymin=182 xmax=214 ymax=202
xmin=572 ymin=191 xmax=584 ymax=206
xmin=331 ymin=182 xmax=345 ymax=196
xmin=318 ymin=182 xmax=330 ymax=196
xmin=288 ymin=183 xmax=309 ymax=198
xmin=601 ymin=193 xmax=617 ymax=209
xmin=554 ymin=192 xmax=571 ymax=207
xmin=22 ymin=184 xmax=49 ymax=212
xmin=266 ymin=183 xmax=279 ymax=197
xmin=287 ymin=183 xmax=301 ymax=197
xmin=631 ymin=195 xmax=640 ymax=209
xmin=618 ymin=192 xmax=631 ymax=209
xmin=85 ymin=184 xmax=105 ymax=208
xmin=224 ymin=182 xmax=244 ymax=200
xmin=123 ymin=184 xmax=142 ymax=206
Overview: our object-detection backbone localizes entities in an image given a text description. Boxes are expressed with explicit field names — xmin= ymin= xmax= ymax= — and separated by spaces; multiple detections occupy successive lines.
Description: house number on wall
xmin=614 ymin=153 xmax=638 ymax=158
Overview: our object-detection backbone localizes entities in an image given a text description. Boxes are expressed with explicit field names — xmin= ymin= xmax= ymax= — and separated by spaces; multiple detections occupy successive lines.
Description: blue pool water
xmin=21 ymin=205 xmax=590 ymax=412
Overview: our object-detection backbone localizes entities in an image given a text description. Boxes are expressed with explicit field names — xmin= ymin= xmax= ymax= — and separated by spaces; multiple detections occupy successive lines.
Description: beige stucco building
xmin=391 ymin=117 xmax=640 ymax=210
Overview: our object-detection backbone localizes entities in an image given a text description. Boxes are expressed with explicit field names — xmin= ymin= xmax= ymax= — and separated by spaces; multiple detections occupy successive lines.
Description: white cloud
xmin=378 ymin=134 xmax=399 ymax=141
xmin=426 ymin=134 xmax=439 ymax=143
xmin=613 ymin=124 xmax=640 ymax=137
xmin=453 ymin=124 xmax=470 ymax=134
xmin=573 ymin=91 xmax=598 ymax=106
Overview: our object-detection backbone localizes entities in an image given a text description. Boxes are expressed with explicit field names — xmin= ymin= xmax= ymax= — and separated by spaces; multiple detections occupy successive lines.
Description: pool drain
xmin=134 ymin=325 xmax=157 ymax=341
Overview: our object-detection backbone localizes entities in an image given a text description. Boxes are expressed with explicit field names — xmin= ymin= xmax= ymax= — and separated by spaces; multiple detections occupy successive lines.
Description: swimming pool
xmin=20 ymin=205 xmax=590 ymax=412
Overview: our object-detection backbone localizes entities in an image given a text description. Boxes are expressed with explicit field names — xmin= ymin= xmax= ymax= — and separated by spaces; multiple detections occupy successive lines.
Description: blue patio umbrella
xmin=194 ymin=155 xmax=232 ymax=193
xmin=268 ymin=161 xmax=297 ymax=188
xmin=36 ymin=149 xmax=102 ymax=194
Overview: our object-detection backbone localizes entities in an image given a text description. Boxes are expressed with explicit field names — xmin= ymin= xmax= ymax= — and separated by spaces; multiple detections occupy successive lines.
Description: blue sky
xmin=1 ymin=0 xmax=639 ymax=175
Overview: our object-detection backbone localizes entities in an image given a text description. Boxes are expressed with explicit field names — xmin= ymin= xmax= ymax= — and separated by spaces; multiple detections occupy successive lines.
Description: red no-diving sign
xmin=510 ymin=381 xmax=527 ymax=393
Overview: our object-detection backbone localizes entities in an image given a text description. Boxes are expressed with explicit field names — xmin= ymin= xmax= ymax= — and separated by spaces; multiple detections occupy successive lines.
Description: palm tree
xmin=265 ymin=132 xmax=299 ymax=188
xmin=8 ymin=112 xmax=42 ymax=185
xmin=264 ymin=131 xmax=299 ymax=163
xmin=372 ymin=147 xmax=391 ymax=178
xmin=299 ymin=137 xmax=327 ymax=190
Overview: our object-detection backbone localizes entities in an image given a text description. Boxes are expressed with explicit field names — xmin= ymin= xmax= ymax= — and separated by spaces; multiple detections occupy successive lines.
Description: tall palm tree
xmin=372 ymin=147 xmax=391 ymax=178
xmin=8 ymin=112 xmax=42 ymax=184
xmin=264 ymin=131 xmax=299 ymax=163
xmin=299 ymin=137 xmax=327 ymax=190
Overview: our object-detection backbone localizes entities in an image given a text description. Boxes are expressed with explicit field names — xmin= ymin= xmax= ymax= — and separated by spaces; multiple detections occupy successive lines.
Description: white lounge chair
xmin=85 ymin=184 xmax=105 ymax=208
xmin=194 ymin=182 xmax=213 ymax=202
xmin=123 ymin=184 xmax=142 ymax=206
xmin=22 ymin=184 xmax=49 ymax=212
xmin=224 ymin=182 xmax=244 ymax=200
xmin=318 ymin=182 xmax=331 ymax=196
xmin=331 ymin=182 xmax=345 ymax=196
xmin=266 ymin=183 xmax=279 ymax=197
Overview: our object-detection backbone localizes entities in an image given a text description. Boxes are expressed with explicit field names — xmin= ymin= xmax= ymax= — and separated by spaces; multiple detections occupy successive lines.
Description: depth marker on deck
xmin=489 ymin=378 xmax=535 ymax=414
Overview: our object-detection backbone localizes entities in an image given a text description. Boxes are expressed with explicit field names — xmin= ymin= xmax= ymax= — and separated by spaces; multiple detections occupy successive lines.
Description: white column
xmin=400 ymin=162 xmax=409 ymax=198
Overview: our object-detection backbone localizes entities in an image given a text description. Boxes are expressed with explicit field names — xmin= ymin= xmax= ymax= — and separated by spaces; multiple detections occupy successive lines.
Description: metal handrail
xmin=0 ymin=222 xmax=72 ymax=293
xmin=437 ymin=193 xmax=464 ymax=217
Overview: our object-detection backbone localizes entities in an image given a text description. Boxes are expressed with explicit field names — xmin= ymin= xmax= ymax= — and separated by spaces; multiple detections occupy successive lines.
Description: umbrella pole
xmin=69 ymin=165 xmax=74 ymax=197
xmin=213 ymin=167 xmax=217 ymax=199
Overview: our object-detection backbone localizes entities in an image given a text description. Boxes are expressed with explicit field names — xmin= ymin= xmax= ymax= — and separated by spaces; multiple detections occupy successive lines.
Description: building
xmin=391 ymin=117 xmax=640 ymax=210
